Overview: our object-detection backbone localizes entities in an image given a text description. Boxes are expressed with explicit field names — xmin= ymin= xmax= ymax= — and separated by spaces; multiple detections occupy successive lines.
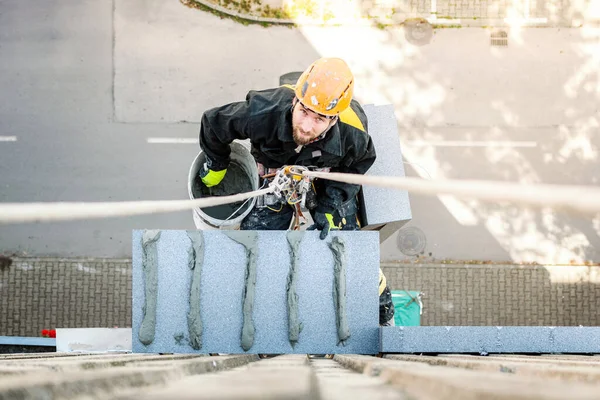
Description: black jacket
xmin=199 ymin=86 xmax=376 ymax=215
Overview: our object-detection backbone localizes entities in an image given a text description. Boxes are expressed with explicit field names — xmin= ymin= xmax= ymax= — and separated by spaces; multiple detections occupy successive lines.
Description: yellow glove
xmin=308 ymin=210 xmax=355 ymax=240
xmin=200 ymin=163 xmax=227 ymax=188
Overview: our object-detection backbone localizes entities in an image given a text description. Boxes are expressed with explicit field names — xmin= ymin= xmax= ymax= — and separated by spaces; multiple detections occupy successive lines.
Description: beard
xmin=292 ymin=126 xmax=316 ymax=146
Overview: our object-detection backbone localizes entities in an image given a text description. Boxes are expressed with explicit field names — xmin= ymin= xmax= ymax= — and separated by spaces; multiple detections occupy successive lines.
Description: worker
xmin=198 ymin=57 xmax=395 ymax=326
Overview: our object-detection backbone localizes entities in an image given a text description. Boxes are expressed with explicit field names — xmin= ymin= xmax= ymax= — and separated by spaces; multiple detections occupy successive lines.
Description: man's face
xmin=291 ymin=100 xmax=336 ymax=145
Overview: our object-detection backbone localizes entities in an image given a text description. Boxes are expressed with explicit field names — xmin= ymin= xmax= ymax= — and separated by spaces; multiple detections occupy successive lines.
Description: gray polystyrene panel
xmin=132 ymin=230 xmax=380 ymax=354
xmin=380 ymin=326 xmax=600 ymax=354
xmin=362 ymin=104 xmax=412 ymax=228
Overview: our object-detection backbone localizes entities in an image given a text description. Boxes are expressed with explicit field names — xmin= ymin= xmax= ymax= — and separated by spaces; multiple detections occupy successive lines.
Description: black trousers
xmin=240 ymin=203 xmax=295 ymax=230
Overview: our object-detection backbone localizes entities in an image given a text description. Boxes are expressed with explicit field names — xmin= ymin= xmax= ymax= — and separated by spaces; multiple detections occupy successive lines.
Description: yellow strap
xmin=281 ymin=84 xmax=296 ymax=90
xmin=325 ymin=213 xmax=340 ymax=229
xmin=339 ymin=107 xmax=365 ymax=132
xmin=379 ymin=269 xmax=387 ymax=295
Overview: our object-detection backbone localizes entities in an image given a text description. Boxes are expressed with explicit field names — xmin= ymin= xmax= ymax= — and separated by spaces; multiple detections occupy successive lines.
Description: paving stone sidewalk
xmin=1 ymin=257 xmax=599 ymax=337
xmin=1 ymin=353 xmax=599 ymax=398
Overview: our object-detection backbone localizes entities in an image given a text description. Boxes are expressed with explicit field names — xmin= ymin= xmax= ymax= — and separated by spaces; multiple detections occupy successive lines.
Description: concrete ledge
xmin=0 ymin=354 xmax=209 ymax=372
xmin=2 ymin=353 xmax=599 ymax=398
xmin=334 ymin=354 xmax=600 ymax=399
xmin=386 ymin=354 xmax=600 ymax=383
xmin=118 ymin=355 xmax=320 ymax=400
xmin=0 ymin=354 xmax=258 ymax=398
xmin=310 ymin=358 xmax=405 ymax=398
xmin=380 ymin=327 xmax=600 ymax=354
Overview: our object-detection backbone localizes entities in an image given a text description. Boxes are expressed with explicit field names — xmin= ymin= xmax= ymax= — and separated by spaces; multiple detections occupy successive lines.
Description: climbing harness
xmin=260 ymin=165 xmax=318 ymax=230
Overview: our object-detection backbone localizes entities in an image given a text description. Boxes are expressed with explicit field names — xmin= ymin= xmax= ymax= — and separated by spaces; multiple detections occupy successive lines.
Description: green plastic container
xmin=391 ymin=290 xmax=422 ymax=326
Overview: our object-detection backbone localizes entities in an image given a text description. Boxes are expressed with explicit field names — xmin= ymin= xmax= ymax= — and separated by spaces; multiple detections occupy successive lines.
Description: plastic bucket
xmin=188 ymin=141 xmax=259 ymax=229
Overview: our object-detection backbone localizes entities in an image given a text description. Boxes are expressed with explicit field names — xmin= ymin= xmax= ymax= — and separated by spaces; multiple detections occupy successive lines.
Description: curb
xmin=182 ymin=0 xmax=298 ymax=26
xmin=183 ymin=0 xmax=460 ymax=28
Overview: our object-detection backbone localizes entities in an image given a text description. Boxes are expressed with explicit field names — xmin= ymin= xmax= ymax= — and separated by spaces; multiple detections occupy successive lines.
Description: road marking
xmin=0 ymin=136 xmax=17 ymax=142
xmin=147 ymin=138 xmax=197 ymax=144
xmin=405 ymin=140 xmax=538 ymax=148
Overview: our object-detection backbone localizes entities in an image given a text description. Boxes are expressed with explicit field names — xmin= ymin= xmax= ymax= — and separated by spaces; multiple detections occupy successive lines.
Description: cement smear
xmin=186 ymin=231 xmax=204 ymax=350
xmin=286 ymin=231 xmax=303 ymax=347
xmin=329 ymin=236 xmax=350 ymax=346
xmin=139 ymin=230 xmax=161 ymax=346
xmin=174 ymin=332 xmax=185 ymax=345
xmin=192 ymin=162 xmax=254 ymax=221
xmin=224 ymin=232 xmax=258 ymax=352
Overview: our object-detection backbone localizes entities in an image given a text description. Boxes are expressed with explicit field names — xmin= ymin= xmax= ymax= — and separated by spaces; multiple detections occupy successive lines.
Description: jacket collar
xmin=279 ymin=108 xmax=343 ymax=156
xmin=309 ymin=124 xmax=343 ymax=156
xmin=278 ymin=107 xmax=296 ymax=143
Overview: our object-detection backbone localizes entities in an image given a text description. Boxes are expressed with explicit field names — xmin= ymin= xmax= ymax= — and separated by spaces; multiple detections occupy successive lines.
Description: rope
xmin=302 ymin=171 xmax=600 ymax=216
xmin=2 ymin=169 xmax=600 ymax=224
xmin=0 ymin=187 xmax=273 ymax=225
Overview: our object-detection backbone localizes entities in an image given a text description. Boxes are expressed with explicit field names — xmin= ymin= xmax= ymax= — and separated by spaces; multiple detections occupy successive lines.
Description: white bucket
xmin=188 ymin=141 xmax=259 ymax=230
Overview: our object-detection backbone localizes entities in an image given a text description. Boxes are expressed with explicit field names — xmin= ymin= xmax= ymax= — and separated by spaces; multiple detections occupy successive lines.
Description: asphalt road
xmin=0 ymin=0 xmax=197 ymax=258
xmin=1 ymin=0 xmax=598 ymax=262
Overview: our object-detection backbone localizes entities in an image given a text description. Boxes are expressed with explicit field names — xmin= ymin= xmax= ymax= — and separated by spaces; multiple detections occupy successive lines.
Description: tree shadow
xmin=355 ymin=0 xmax=592 ymax=26
xmin=337 ymin=1 xmax=600 ymax=264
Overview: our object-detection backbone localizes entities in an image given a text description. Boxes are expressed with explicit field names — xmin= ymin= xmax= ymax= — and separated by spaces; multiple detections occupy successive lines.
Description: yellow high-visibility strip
xmin=379 ymin=269 xmax=387 ymax=295
xmin=339 ymin=107 xmax=365 ymax=132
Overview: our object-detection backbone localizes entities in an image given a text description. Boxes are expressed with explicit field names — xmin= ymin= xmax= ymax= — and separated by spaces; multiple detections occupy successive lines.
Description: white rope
xmin=2 ymin=170 xmax=600 ymax=224
xmin=303 ymin=171 xmax=600 ymax=216
xmin=0 ymin=187 xmax=273 ymax=225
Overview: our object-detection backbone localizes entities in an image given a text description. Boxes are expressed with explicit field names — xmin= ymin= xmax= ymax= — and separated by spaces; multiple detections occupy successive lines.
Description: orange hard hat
xmin=295 ymin=58 xmax=354 ymax=117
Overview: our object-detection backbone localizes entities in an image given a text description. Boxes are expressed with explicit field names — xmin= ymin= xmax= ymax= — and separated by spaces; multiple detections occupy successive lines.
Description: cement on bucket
xmin=188 ymin=141 xmax=259 ymax=229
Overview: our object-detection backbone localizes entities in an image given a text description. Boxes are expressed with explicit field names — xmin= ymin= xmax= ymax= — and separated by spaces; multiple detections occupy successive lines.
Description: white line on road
xmin=147 ymin=138 xmax=197 ymax=144
xmin=0 ymin=136 xmax=17 ymax=142
xmin=405 ymin=140 xmax=538 ymax=148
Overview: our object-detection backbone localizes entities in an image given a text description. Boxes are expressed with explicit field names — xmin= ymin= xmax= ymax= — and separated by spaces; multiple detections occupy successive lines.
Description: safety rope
xmin=0 ymin=187 xmax=274 ymax=225
xmin=1 ymin=170 xmax=600 ymax=224
xmin=303 ymin=171 xmax=600 ymax=216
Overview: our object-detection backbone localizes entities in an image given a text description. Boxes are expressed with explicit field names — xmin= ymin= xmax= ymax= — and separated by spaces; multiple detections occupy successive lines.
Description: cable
xmin=220 ymin=197 xmax=253 ymax=224
xmin=266 ymin=204 xmax=284 ymax=213
xmin=219 ymin=177 xmax=272 ymax=224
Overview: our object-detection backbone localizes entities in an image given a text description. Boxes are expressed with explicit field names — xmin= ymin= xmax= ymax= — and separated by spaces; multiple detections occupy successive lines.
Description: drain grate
xmin=491 ymin=30 xmax=508 ymax=46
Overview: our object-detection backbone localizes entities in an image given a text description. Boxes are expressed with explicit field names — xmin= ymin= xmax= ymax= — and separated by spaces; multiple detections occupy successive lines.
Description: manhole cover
xmin=491 ymin=30 xmax=508 ymax=46
xmin=403 ymin=19 xmax=433 ymax=46
xmin=397 ymin=226 xmax=427 ymax=256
